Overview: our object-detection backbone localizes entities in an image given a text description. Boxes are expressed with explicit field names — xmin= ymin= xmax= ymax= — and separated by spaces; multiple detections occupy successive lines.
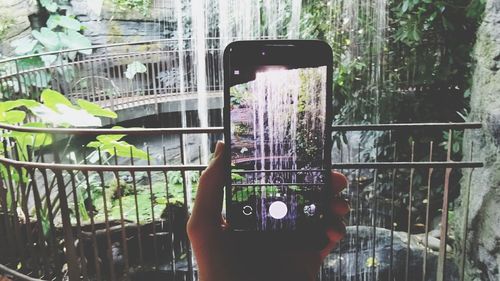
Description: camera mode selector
xmin=242 ymin=205 xmax=253 ymax=216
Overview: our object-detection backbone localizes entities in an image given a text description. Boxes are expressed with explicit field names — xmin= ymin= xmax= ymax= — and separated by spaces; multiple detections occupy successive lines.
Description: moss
xmin=0 ymin=16 xmax=14 ymax=40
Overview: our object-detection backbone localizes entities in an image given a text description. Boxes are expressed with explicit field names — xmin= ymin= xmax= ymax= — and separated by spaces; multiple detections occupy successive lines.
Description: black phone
xmin=223 ymin=40 xmax=333 ymax=248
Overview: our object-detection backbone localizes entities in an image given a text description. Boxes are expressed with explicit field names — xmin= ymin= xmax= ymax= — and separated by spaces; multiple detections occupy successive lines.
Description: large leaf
xmin=32 ymin=28 xmax=61 ymax=51
xmin=55 ymin=104 xmax=102 ymax=127
xmin=26 ymin=71 xmax=51 ymax=88
xmin=0 ymin=110 xmax=26 ymax=124
xmin=17 ymin=57 xmax=44 ymax=72
xmin=77 ymin=99 xmax=118 ymax=118
xmin=40 ymin=54 xmax=58 ymax=66
xmin=47 ymin=15 xmax=82 ymax=31
xmin=30 ymin=104 xmax=102 ymax=127
xmin=40 ymin=89 xmax=73 ymax=111
xmin=29 ymin=105 xmax=63 ymax=124
xmin=96 ymin=134 xmax=126 ymax=143
xmin=86 ymin=141 xmax=101 ymax=148
xmin=59 ymin=30 xmax=92 ymax=55
xmin=102 ymin=141 xmax=148 ymax=159
xmin=40 ymin=0 xmax=58 ymax=12
xmin=10 ymin=123 xmax=53 ymax=148
xmin=11 ymin=37 xmax=38 ymax=55
xmin=124 ymin=61 xmax=147 ymax=80
xmin=0 ymin=100 xmax=41 ymax=112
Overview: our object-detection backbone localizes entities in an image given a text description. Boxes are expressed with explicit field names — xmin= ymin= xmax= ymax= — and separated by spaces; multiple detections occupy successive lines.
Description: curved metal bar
xmin=0 ymin=123 xmax=224 ymax=135
xmin=331 ymin=161 xmax=483 ymax=169
xmin=0 ymin=264 xmax=44 ymax=281
xmin=0 ymin=122 xmax=481 ymax=136
xmin=0 ymin=38 xmax=188 ymax=65
xmin=0 ymin=157 xmax=207 ymax=172
xmin=332 ymin=122 xmax=482 ymax=131
xmin=0 ymin=157 xmax=483 ymax=172
xmin=0 ymin=36 xmax=281 ymax=65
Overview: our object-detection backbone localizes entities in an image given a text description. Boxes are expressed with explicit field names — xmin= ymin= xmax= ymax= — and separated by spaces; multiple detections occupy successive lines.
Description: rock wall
xmin=455 ymin=0 xmax=500 ymax=280
xmin=0 ymin=0 xmax=38 ymax=56
xmin=70 ymin=0 xmax=175 ymax=46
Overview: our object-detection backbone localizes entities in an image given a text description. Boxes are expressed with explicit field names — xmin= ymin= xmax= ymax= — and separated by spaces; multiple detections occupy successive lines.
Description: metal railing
xmin=0 ymin=38 xmax=225 ymax=112
xmin=0 ymin=121 xmax=483 ymax=281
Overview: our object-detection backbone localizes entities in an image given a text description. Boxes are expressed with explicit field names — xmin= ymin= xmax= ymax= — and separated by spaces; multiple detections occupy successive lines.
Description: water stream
xmin=145 ymin=0 xmax=389 ymax=279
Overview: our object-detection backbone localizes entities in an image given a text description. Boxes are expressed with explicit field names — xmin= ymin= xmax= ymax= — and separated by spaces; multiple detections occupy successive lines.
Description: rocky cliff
xmin=455 ymin=0 xmax=500 ymax=280
xmin=0 ymin=0 xmax=38 ymax=56
xmin=70 ymin=0 xmax=176 ymax=46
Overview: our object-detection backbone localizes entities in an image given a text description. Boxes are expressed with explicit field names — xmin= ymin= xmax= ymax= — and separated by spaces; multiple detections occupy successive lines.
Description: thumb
xmin=188 ymin=141 xmax=226 ymax=233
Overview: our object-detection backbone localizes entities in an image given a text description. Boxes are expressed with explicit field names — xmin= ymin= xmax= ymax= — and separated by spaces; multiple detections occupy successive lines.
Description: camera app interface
xmin=229 ymin=65 xmax=327 ymax=231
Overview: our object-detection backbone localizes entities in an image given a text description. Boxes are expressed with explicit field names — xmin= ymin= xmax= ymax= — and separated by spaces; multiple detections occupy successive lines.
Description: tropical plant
xmin=112 ymin=0 xmax=152 ymax=16
xmin=3 ymin=0 xmax=92 ymax=99
xmin=0 ymin=89 xmax=149 ymax=229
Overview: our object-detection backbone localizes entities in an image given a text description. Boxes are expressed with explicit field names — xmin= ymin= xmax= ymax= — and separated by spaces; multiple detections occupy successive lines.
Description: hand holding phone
xmin=187 ymin=141 xmax=349 ymax=281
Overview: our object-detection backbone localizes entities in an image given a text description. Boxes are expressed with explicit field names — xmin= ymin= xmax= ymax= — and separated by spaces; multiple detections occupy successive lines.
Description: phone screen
xmin=227 ymin=61 xmax=329 ymax=232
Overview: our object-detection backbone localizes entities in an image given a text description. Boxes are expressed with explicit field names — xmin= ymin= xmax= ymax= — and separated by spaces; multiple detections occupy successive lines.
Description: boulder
xmin=322 ymin=226 xmax=458 ymax=281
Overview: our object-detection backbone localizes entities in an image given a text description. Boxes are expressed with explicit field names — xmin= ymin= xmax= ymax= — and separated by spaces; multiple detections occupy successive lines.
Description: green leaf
xmin=30 ymin=104 xmax=101 ymax=127
xmin=402 ymin=1 xmax=409 ymax=13
xmin=40 ymin=54 xmax=58 ymax=66
xmin=96 ymin=134 xmax=126 ymax=143
xmin=12 ymin=122 xmax=53 ymax=147
xmin=17 ymin=57 xmax=44 ymax=71
xmin=0 ymin=99 xmax=41 ymax=112
xmin=77 ymin=99 xmax=118 ymax=118
xmin=124 ymin=61 xmax=147 ymax=80
xmin=0 ymin=110 xmax=26 ymax=124
xmin=86 ymin=141 xmax=101 ymax=148
xmin=41 ymin=89 xmax=73 ymax=111
xmin=47 ymin=15 xmax=82 ymax=31
xmin=32 ymin=28 xmax=61 ymax=51
xmin=59 ymin=30 xmax=92 ymax=55
xmin=10 ymin=37 xmax=38 ymax=55
xmin=412 ymin=29 xmax=421 ymax=42
xmin=40 ymin=0 xmax=58 ymax=12
xmin=26 ymin=71 xmax=51 ymax=88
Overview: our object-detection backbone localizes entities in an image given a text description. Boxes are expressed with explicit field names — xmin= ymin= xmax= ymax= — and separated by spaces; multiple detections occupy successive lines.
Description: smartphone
xmin=223 ymin=40 xmax=333 ymax=247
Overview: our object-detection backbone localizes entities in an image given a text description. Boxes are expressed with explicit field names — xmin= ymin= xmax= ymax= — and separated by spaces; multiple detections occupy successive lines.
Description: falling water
xmin=149 ymin=0 xmax=389 ymax=278
xmin=234 ymin=67 xmax=327 ymax=231
xmin=191 ymin=0 xmax=209 ymax=165
xmin=324 ymin=0 xmax=389 ymax=279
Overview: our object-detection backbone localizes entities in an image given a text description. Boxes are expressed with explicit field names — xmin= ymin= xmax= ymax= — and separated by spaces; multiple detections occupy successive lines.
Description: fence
xmin=0 ymin=121 xmax=482 ymax=281
xmin=0 ymin=38 xmax=224 ymax=112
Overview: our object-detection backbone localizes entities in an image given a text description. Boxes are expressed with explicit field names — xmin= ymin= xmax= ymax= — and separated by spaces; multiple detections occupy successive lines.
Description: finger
xmin=320 ymin=220 xmax=346 ymax=258
xmin=330 ymin=198 xmax=350 ymax=217
xmin=188 ymin=141 xmax=226 ymax=232
xmin=330 ymin=171 xmax=348 ymax=195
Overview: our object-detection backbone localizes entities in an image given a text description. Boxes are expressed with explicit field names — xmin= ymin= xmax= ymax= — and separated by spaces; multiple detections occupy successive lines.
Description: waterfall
xmin=232 ymin=67 xmax=327 ymax=231
xmin=155 ymin=0 xmax=389 ymax=277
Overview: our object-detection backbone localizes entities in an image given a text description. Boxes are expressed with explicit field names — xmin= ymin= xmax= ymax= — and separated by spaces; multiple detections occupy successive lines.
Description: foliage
xmin=87 ymin=127 xmax=148 ymax=160
xmin=124 ymin=61 xmax=147 ymax=80
xmin=229 ymin=88 xmax=250 ymax=107
xmin=112 ymin=0 xmax=152 ymax=16
xmin=391 ymin=0 xmax=485 ymax=87
xmin=3 ymin=0 xmax=92 ymax=99
xmin=0 ymin=17 xmax=14 ymax=40
xmin=0 ymin=89 xmax=150 ymax=231
xmin=232 ymin=186 xmax=279 ymax=202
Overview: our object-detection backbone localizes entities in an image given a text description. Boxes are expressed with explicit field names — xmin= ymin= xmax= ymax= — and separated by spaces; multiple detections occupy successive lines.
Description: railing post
xmin=53 ymin=153 xmax=81 ymax=281
xmin=437 ymin=130 xmax=453 ymax=281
